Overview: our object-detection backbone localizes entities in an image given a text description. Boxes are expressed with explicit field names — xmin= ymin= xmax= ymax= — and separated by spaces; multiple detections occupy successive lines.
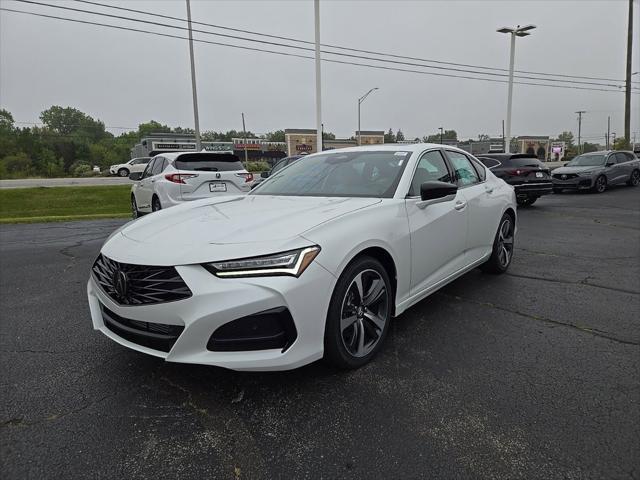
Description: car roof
xmin=477 ymin=153 xmax=537 ymax=159
xmin=307 ymin=143 xmax=467 ymax=156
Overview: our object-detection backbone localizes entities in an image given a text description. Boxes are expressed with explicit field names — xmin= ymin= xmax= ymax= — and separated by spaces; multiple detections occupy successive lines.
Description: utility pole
xmin=241 ymin=112 xmax=248 ymax=163
xmin=185 ymin=0 xmax=201 ymax=151
xmin=438 ymin=127 xmax=444 ymax=144
xmin=607 ymin=116 xmax=611 ymax=150
xmin=624 ymin=0 xmax=633 ymax=146
xmin=502 ymin=119 xmax=505 ymax=152
xmin=313 ymin=0 xmax=322 ymax=154
xmin=576 ymin=110 xmax=586 ymax=154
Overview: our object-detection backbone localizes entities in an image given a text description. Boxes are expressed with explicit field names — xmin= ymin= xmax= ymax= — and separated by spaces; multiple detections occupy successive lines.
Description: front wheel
xmin=324 ymin=256 xmax=392 ymax=369
xmin=593 ymin=175 xmax=607 ymax=193
xmin=480 ymin=213 xmax=515 ymax=274
xmin=627 ymin=169 xmax=640 ymax=187
xmin=516 ymin=196 xmax=537 ymax=207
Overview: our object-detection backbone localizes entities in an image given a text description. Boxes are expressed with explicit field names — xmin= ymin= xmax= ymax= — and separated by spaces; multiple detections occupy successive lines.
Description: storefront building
xmin=284 ymin=129 xmax=384 ymax=156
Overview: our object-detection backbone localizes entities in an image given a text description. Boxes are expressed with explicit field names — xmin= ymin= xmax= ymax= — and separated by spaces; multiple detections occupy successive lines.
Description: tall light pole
xmin=624 ymin=0 xmax=633 ymax=146
xmin=438 ymin=127 xmax=444 ymax=144
xmin=497 ymin=24 xmax=536 ymax=153
xmin=313 ymin=0 xmax=322 ymax=153
xmin=185 ymin=0 xmax=201 ymax=151
xmin=357 ymin=87 xmax=379 ymax=145
xmin=576 ymin=110 xmax=586 ymax=153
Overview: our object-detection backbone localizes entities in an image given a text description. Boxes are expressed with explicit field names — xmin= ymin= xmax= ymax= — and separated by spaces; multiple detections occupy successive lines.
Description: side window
xmin=447 ymin=151 xmax=480 ymax=187
xmin=469 ymin=157 xmax=486 ymax=181
xmin=408 ymin=150 xmax=452 ymax=196
xmin=271 ymin=160 xmax=287 ymax=174
xmin=615 ymin=153 xmax=629 ymax=164
xmin=479 ymin=158 xmax=501 ymax=169
xmin=142 ymin=158 xmax=156 ymax=178
xmin=151 ymin=157 xmax=164 ymax=176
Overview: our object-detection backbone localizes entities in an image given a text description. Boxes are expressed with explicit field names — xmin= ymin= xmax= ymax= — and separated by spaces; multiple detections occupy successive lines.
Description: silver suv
xmin=552 ymin=151 xmax=640 ymax=193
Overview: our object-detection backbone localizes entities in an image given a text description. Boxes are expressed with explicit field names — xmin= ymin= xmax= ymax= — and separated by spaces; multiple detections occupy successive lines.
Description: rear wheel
xmin=516 ymin=196 xmax=537 ymax=207
xmin=131 ymin=195 xmax=140 ymax=219
xmin=152 ymin=195 xmax=162 ymax=212
xmin=593 ymin=175 xmax=607 ymax=193
xmin=481 ymin=213 xmax=515 ymax=274
xmin=118 ymin=168 xmax=129 ymax=177
xmin=324 ymin=256 xmax=392 ymax=369
xmin=627 ymin=169 xmax=640 ymax=186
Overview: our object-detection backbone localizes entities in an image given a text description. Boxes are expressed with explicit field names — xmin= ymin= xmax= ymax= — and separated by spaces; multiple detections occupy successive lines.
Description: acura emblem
xmin=561 ymin=174 xmax=567 ymax=179
xmin=216 ymin=172 xmax=221 ymax=179
xmin=113 ymin=269 xmax=129 ymax=301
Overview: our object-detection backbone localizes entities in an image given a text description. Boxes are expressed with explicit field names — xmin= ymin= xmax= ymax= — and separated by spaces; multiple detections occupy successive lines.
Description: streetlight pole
xmin=497 ymin=24 xmax=536 ymax=154
xmin=185 ymin=0 xmax=201 ymax=151
xmin=438 ymin=127 xmax=444 ymax=144
xmin=357 ymin=87 xmax=379 ymax=145
xmin=313 ymin=0 xmax=322 ymax=153
xmin=241 ymin=112 xmax=248 ymax=164
xmin=576 ymin=110 xmax=586 ymax=154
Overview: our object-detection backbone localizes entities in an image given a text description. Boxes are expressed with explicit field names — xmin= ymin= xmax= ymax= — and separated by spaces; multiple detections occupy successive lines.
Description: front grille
xmin=92 ymin=254 xmax=192 ymax=306
xmin=553 ymin=173 xmax=578 ymax=180
xmin=101 ymin=306 xmax=184 ymax=352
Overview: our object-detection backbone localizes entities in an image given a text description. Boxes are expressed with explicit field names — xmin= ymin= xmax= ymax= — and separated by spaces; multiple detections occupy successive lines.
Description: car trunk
xmin=173 ymin=153 xmax=252 ymax=200
xmin=494 ymin=158 xmax=551 ymax=184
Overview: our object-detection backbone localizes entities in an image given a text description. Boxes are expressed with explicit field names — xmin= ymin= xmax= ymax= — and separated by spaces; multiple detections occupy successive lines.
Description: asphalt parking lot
xmin=1 ymin=186 xmax=639 ymax=479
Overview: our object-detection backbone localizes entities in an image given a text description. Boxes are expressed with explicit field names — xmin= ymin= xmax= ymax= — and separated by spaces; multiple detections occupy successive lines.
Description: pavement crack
xmin=439 ymin=292 xmax=640 ymax=346
xmin=506 ymin=272 xmax=640 ymax=295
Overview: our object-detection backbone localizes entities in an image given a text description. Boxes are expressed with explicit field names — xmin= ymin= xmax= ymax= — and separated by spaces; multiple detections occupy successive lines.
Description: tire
xmin=324 ymin=256 xmax=392 ymax=369
xmin=131 ymin=195 xmax=140 ymax=219
xmin=516 ymin=196 xmax=537 ymax=206
xmin=480 ymin=213 xmax=515 ymax=274
xmin=627 ymin=169 xmax=640 ymax=187
xmin=151 ymin=195 xmax=162 ymax=212
xmin=118 ymin=168 xmax=130 ymax=177
xmin=592 ymin=175 xmax=607 ymax=193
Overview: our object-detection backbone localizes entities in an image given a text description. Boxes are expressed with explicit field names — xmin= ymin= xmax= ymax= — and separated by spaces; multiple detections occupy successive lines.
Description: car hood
xmin=553 ymin=165 xmax=603 ymax=174
xmin=102 ymin=195 xmax=380 ymax=265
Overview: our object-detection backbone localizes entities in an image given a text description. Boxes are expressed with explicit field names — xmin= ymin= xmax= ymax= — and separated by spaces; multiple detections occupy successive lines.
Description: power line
xmin=2 ymin=6 xmax=638 ymax=96
xmin=72 ymin=0 xmax=640 ymax=86
xmin=15 ymin=0 xmax=636 ymax=90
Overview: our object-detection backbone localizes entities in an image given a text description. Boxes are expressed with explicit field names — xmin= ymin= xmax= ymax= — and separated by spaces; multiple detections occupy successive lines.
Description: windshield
xmin=566 ymin=154 xmax=606 ymax=167
xmin=174 ymin=153 xmax=244 ymax=172
xmin=251 ymin=150 xmax=411 ymax=198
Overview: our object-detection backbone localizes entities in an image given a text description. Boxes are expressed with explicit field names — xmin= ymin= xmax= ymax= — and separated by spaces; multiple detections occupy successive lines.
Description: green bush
xmin=70 ymin=162 xmax=91 ymax=177
xmin=245 ymin=161 xmax=270 ymax=172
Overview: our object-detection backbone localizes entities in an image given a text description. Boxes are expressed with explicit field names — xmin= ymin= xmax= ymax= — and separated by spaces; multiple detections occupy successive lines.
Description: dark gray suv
xmin=552 ymin=151 xmax=640 ymax=193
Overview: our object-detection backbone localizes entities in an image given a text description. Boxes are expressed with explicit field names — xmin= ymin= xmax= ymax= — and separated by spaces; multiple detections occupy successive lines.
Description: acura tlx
xmin=87 ymin=144 xmax=517 ymax=371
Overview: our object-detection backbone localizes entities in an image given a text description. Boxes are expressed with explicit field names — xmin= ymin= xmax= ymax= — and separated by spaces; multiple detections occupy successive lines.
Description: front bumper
xmin=87 ymin=261 xmax=336 ymax=371
xmin=512 ymin=182 xmax=553 ymax=198
xmin=552 ymin=176 xmax=594 ymax=190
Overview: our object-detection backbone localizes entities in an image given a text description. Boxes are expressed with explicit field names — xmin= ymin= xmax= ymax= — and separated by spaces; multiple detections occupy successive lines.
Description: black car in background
xmin=477 ymin=153 xmax=552 ymax=206
xmin=251 ymin=155 xmax=304 ymax=188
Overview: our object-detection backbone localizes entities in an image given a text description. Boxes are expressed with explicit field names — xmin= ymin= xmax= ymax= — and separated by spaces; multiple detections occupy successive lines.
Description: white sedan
xmin=87 ymin=144 xmax=516 ymax=371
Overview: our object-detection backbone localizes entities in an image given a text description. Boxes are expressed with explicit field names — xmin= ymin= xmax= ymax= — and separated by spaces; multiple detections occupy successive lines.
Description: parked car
xmin=129 ymin=152 xmax=253 ymax=217
xmin=551 ymin=151 xmax=640 ymax=193
xmin=251 ymin=155 xmax=303 ymax=188
xmin=477 ymin=153 xmax=552 ymax=206
xmin=109 ymin=157 xmax=151 ymax=177
xmin=88 ymin=144 xmax=516 ymax=371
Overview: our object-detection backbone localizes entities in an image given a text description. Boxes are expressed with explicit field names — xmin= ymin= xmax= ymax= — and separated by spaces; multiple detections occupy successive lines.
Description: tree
xmin=424 ymin=129 xmax=457 ymax=143
xmin=137 ymin=120 xmax=171 ymax=138
xmin=478 ymin=133 xmax=490 ymax=141
xmin=384 ymin=128 xmax=395 ymax=143
xmin=556 ymin=131 xmax=575 ymax=147
xmin=264 ymin=130 xmax=285 ymax=142
xmin=396 ymin=129 xmax=405 ymax=142
xmin=613 ymin=137 xmax=631 ymax=150
xmin=322 ymin=131 xmax=336 ymax=140
xmin=39 ymin=106 xmax=107 ymax=141
xmin=0 ymin=109 xmax=14 ymax=131
xmin=582 ymin=142 xmax=599 ymax=154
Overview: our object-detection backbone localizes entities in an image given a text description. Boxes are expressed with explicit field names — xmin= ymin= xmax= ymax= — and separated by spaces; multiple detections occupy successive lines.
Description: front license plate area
xmin=209 ymin=182 xmax=227 ymax=192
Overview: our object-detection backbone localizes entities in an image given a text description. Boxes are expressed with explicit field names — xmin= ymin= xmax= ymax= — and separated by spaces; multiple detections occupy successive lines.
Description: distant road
xmin=0 ymin=177 xmax=132 ymax=189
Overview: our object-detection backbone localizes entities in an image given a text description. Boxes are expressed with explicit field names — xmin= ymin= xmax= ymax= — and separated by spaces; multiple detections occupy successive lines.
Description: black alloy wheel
xmin=593 ymin=175 xmax=607 ymax=193
xmin=627 ymin=170 xmax=640 ymax=187
xmin=324 ymin=256 xmax=392 ymax=369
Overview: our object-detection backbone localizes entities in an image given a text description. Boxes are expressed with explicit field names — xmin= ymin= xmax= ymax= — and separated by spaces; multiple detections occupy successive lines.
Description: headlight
xmin=203 ymin=246 xmax=321 ymax=278
xmin=578 ymin=170 xmax=596 ymax=176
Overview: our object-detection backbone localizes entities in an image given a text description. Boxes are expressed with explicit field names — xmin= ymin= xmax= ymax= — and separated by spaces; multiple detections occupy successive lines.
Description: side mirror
xmin=420 ymin=181 xmax=458 ymax=202
xmin=129 ymin=172 xmax=143 ymax=181
xmin=260 ymin=171 xmax=269 ymax=178
xmin=563 ymin=162 xmax=569 ymax=166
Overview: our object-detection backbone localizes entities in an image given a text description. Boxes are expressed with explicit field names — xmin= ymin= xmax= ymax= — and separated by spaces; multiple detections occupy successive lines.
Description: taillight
xmin=506 ymin=169 xmax=524 ymax=176
xmin=165 ymin=173 xmax=198 ymax=184
xmin=235 ymin=173 xmax=254 ymax=183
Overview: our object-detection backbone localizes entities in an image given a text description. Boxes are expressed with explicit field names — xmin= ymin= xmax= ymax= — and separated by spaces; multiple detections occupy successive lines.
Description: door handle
xmin=454 ymin=201 xmax=467 ymax=211
xmin=485 ymin=186 xmax=494 ymax=194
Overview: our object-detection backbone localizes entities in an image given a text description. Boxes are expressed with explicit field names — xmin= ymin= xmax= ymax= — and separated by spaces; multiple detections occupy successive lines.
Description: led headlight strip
xmin=203 ymin=246 xmax=321 ymax=278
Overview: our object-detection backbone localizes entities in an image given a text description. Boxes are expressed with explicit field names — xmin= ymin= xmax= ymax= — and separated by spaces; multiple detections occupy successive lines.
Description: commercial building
xmin=284 ymin=129 xmax=384 ymax=156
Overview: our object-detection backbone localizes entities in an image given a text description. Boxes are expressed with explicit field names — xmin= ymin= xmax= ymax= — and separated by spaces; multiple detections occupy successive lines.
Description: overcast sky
xmin=1 ymin=0 xmax=639 ymax=143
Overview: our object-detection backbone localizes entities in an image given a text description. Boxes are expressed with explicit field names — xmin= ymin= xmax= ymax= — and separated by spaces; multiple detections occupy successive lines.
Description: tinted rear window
xmin=174 ymin=153 xmax=243 ymax=172
xmin=501 ymin=157 xmax=545 ymax=168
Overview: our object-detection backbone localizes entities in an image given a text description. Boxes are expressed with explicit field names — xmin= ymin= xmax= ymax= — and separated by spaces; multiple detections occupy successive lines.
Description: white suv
xmin=130 ymin=152 xmax=254 ymax=217
xmin=110 ymin=157 xmax=151 ymax=177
